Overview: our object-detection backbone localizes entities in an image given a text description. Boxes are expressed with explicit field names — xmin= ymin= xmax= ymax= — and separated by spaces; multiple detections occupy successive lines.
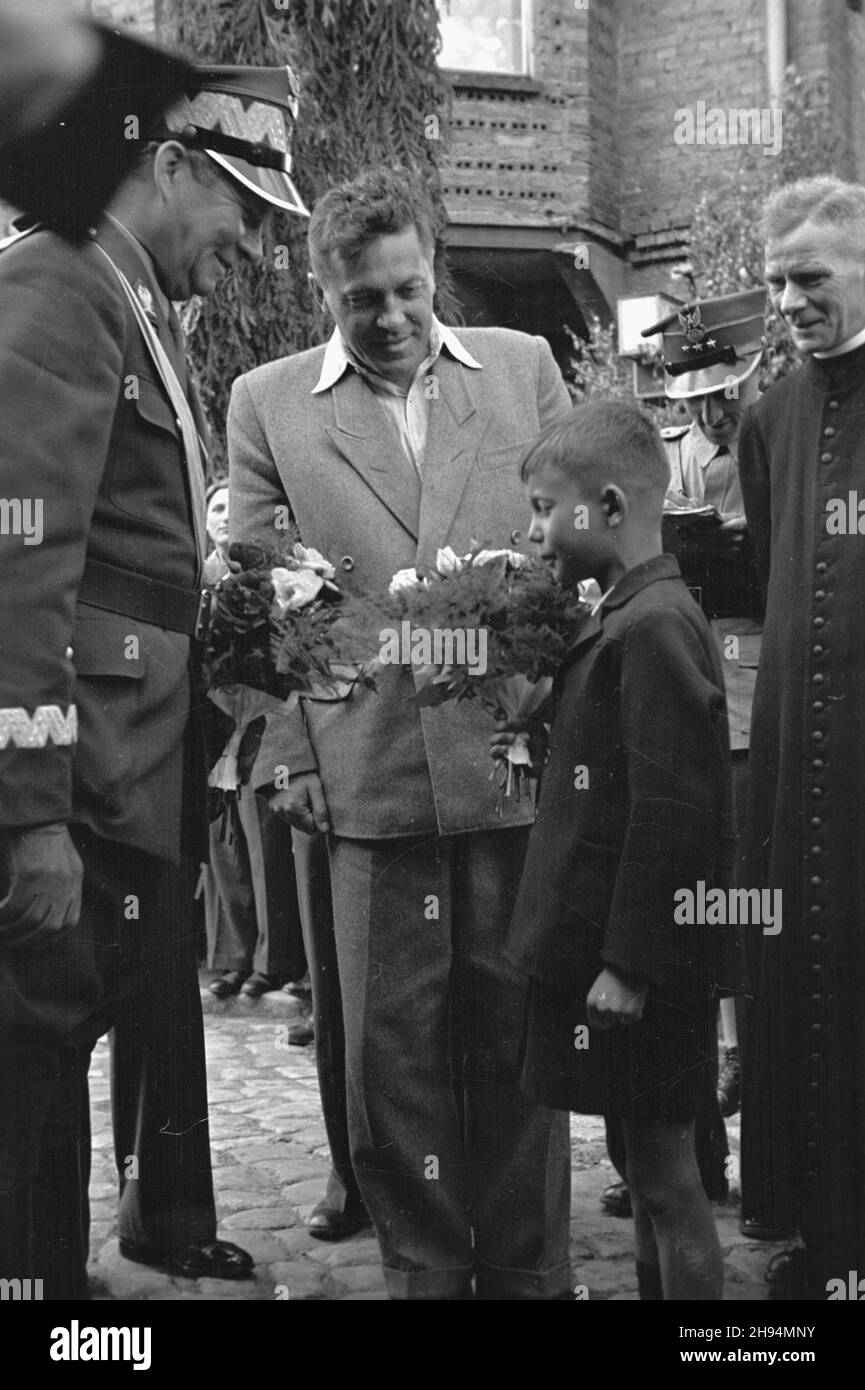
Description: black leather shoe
xmin=740 ymin=1215 xmax=795 ymax=1242
xmin=600 ymin=1180 xmax=632 ymax=1218
xmin=240 ymin=972 xmax=287 ymax=998
xmin=307 ymin=1202 xmax=371 ymax=1242
xmin=119 ymin=1238 xmax=254 ymax=1280
xmin=765 ymin=1247 xmax=808 ymax=1301
xmin=208 ymin=971 xmax=247 ymax=998
xmin=288 ymin=1018 xmax=315 ymax=1047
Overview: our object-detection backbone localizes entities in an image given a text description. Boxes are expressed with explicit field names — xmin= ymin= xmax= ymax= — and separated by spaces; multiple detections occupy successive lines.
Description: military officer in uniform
xmin=0 ymin=66 xmax=307 ymax=1298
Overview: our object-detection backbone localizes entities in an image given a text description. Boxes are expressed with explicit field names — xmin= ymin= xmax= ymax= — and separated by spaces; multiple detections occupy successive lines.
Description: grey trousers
xmin=204 ymin=788 xmax=305 ymax=979
xmin=327 ymin=827 xmax=572 ymax=1300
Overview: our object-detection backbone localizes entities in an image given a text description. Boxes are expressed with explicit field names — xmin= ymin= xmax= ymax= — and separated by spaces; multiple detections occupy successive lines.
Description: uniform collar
xmin=311 ymin=318 xmax=482 ymax=394
xmin=103 ymin=214 xmax=171 ymax=320
xmin=688 ymin=420 xmax=733 ymax=466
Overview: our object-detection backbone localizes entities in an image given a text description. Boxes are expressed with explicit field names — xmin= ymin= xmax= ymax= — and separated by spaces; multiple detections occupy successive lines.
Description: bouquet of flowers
xmin=339 ymin=545 xmax=592 ymax=809
xmin=200 ymin=535 xmax=363 ymax=830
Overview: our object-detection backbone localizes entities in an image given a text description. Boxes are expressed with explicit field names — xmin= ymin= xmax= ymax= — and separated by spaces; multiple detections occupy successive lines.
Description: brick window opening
xmin=436 ymin=0 xmax=532 ymax=76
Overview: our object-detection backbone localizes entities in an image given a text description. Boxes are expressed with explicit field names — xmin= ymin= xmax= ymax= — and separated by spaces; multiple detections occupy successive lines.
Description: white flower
xmin=271 ymin=566 xmax=324 ymax=615
xmin=388 ymin=567 xmax=422 ymax=595
xmin=434 ymin=546 xmax=464 ymax=575
xmin=472 ymin=548 xmax=527 ymax=569
xmin=291 ymin=544 xmax=336 ymax=580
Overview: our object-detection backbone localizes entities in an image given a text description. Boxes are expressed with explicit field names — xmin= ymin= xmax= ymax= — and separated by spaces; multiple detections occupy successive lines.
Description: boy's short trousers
xmin=519 ymin=961 xmax=717 ymax=1124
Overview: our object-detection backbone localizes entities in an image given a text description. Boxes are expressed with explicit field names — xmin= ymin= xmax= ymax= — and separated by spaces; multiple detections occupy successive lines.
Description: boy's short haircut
xmin=520 ymin=400 xmax=669 ymax=499
xmin=308 ymin=165 xmax=437 ymax=285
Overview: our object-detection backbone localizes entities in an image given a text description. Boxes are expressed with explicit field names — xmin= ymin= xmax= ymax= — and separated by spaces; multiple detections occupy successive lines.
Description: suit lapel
xmin=326 ymin=370 xmax=421 ymax=540
xmin=415 ymin=355 xmax=489 ymax=569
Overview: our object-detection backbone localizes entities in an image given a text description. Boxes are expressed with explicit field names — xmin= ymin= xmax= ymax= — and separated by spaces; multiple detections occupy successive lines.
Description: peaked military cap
xmin=641 ymin=288 xmax=767 ymax=399
xmin=159 ymin=65 xmax=308 ymax=218
xmin=0 ymin=24 xmax=197 ymax=241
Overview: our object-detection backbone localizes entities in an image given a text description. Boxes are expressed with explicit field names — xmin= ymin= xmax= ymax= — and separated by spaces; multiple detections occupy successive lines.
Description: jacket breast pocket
xmin=477 ymin=439 xmax=536 ymax=473
xmin=133 ymin=375 xmax=180 ymax=440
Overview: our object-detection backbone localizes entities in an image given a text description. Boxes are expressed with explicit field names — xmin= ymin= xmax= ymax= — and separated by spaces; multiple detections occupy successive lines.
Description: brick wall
xmin=439 ymin=0 xmax=593 ymax=228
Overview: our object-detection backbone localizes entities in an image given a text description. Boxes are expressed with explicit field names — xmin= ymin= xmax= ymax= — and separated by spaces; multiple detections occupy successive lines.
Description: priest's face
xmin=764 ymin=220 xmax=865 ymax=354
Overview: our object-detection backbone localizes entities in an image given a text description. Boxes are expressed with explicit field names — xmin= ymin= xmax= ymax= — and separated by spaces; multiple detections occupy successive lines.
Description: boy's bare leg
xmin=624 ymin=1117 xmax=723 ymax=1300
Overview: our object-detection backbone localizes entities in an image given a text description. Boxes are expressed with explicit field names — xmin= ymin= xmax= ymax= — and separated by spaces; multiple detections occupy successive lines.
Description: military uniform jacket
xmin=507 ymin=555 xmax=741 ymax=993
xmin=228 ymin=327 xmax=572 ymax=839
xmin=0 ymin=221 xmax=206 ymax=864
xmin=737 ymin=346 xmax=865 ymax=1255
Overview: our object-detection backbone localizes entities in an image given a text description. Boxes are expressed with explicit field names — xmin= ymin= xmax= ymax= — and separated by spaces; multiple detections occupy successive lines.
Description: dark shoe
xmin=740 ymin=1215 xmax=796 ymax=1242
xmin=765 ymin=1247 xmax=808 ymax=1301
xmin=283 ymin=974 xmax=312 ymax=999
xmin=717 ymin=1045 xmax=741 ymax=1117
xmin=240 ymin=972 xmax=287 ymax=998
xmin=600 ymin=1180 xmax=632 ymax=1218
xmin=288 ymin=1018 xmax=315 ymax=1047
xmin=307 ymin=1202 xmax=371 ymax=1242
xmin=208 ymin=970 xmax=247 ymax=998
xmin=119 ymin=1238 xmax=254 ymax=1281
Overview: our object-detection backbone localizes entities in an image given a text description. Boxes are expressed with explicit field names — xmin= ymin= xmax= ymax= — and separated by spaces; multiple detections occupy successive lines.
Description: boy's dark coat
xmin=507 ymin=554 xmax=742 ymax=994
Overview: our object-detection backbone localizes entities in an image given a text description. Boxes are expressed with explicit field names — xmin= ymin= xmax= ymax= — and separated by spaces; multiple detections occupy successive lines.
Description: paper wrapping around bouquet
xmin=207 ymin=684 xmax=300 ymax=792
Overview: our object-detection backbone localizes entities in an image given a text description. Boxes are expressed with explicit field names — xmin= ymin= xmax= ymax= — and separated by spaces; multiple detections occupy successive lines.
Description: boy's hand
xmin=489 ymin=717 xmax=547 ymax=777
xmin=587 ymin=967 xmax=648 ymax=1030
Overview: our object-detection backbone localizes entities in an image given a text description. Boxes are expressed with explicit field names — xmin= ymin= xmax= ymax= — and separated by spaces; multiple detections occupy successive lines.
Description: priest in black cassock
xmin=738 ymin=175 xmax=865 ymax=1300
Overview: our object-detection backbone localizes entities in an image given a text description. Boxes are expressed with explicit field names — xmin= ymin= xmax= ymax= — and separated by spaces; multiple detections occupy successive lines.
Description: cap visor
xmin=665 ymin=351 xmax=762 ymax=400
xmin=207 ymin=150 xmax=308 ymax=217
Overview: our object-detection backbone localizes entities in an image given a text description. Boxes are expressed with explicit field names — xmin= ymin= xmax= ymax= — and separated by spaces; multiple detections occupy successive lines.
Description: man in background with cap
xmin=0 ymin=66 xmax=305 ymax=1298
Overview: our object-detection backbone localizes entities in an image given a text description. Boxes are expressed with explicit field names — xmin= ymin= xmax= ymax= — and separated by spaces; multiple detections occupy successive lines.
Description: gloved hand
xmin=0 ymin=822 xmax=82 ymax=949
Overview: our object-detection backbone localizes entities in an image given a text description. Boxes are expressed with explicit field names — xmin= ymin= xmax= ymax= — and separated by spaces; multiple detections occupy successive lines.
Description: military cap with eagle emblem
xmin=157 ymin=65 xmax=308 ymax=218
xmin=640 ymin=288 xmax=767 ymax=398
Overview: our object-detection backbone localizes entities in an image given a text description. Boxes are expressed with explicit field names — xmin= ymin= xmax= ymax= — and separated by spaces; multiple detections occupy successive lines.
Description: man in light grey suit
xmin=228 ymin=167 xmax=573 ymax=1300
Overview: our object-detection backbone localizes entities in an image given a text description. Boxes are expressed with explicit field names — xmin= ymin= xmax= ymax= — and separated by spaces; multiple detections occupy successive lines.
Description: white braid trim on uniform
xmin=0 ymin=705 xmax=78 ymax=748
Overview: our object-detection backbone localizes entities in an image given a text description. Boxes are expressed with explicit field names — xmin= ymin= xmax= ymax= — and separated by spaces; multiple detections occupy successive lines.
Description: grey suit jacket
xmin=228 ymin=326 xmax=572 ymax=839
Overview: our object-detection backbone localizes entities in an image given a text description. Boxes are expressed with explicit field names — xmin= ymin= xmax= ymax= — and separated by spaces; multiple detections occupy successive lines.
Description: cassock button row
xmin=812 ymin=672 xmax=825 ymax=684
xmin=823 ymin=426 xmax=836 ymax=438
xmin=815 ymin=562 xmax=828 ymax=574
xmin=340 ymin=556 xmax=355 ymax=570
xmin=810 ymin=817 xmax=823 ymax=828
xmin=808 ymin=905 xmax=821 ymax=916
xmin=812 ymin=731 xmax=824 ymax=741
xmin=812 ymin=645 xmax=824 ymax=657
xmin=812 ymin=702 xmax=824 ymax=713
xmin=811 ymin=786 xmax=823 ymax=797
xmin=813 ymin=616 xmax=825 ymax=628
xmin=510 ymin=528 xmax=522 ymax=544
xmin=66 ymin=646 xmax=74 ymax=659
xmin=814 ymin=590 xmax=826 ymax=601
xmin=810 ymin=934 xmax=823 ymax=944
xmin=810 ymin=845 xmax=822 ymax=855
xmin=820 ymin=453 xmax=833 ymax=464
xmin=811 ymin=873 xmax=822 ymax=884
xmin=812 ymin=758 xmax=824 ymax=769
xmin=828 ymin=399 xmax=839 ymax=410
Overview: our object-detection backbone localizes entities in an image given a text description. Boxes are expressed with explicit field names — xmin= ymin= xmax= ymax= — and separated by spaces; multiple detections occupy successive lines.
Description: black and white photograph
xmin=0 ymin=0 xmax=862 ymax=1363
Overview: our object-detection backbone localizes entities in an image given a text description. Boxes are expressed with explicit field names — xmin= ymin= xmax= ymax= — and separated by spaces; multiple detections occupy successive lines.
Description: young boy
xmin=503 ymin=401 xmax=742 ymax=1301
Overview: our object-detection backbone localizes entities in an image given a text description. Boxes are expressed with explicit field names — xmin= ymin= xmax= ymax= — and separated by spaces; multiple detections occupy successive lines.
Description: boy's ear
xmin=601 ymin=485 xmax=627 ymax=527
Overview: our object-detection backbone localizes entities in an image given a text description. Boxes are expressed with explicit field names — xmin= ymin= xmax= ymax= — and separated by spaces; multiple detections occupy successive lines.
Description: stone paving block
xmin=318 ymin=1238 xmax=382 ymax=1267
xmin=583 ymin=1228 xmax=634 ymax=1260
xmin=221 ymin=1207 xmax=297 ymax=1231
xmin=328 ymin=1265 xmax=387 ymax=1294
xmin=96 ymin=1241 xmax=183 ymax=1299
xmin=212 ymin=1163 xmax=277 ymax=1189
xmin=267 ymin=1261 xmax=330 ymax=1299
xmin=280 ymin=1177 xmax=332 ymax=1211
xmin=215 ymin=1189 xmax=273 ymax=1214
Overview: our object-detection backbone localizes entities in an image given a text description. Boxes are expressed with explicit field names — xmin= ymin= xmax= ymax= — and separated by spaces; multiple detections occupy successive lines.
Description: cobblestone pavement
xmin=84 ymin=977 xmax=786 ymax=1302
